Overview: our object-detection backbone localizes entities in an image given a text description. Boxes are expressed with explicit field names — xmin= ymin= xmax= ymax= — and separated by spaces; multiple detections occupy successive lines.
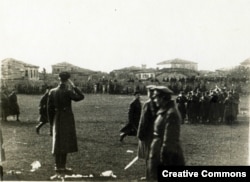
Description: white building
xmin=240 ymin=58 xmax=250 ymax=68
xmin=51 ymin=62 xmax=93 ymax=74
xmin=1 ymin=58 xmax=39 ymax=80
xmin=135 ymin=69 xmax=156 ymax=80
xmin=157 ymin=58 xmax=198 ymax=71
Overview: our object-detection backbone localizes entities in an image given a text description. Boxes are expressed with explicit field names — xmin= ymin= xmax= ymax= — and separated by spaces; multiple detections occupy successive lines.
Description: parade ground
xmin=1 ymin=94 xmax=249 ymax=181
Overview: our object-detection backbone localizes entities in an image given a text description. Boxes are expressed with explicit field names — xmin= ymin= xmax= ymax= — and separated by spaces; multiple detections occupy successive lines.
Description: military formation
xmin=176 ymin=86 xmax=240 ymax=125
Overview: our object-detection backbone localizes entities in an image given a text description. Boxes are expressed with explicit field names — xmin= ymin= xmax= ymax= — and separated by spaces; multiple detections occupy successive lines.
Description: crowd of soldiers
xmin=176 ymin=86 xmax=240 ymax=125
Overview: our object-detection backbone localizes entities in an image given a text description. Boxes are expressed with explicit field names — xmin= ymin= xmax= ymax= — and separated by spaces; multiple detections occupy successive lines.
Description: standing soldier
xmin=137 ymin=85 xmax=158 ymax=180
xmin=217 ymin=90 xmax=226 ymax=123
xmin=224 ymin=91 xmax=236 ymax=125
xmin=186 ymin=92 xmax=193 ymax=123
xmin=208 ymin=91 xmax=219 ymax=124
xmin=0 ymin=89 xmax=9 ymax=122
xmin=220 ymin=88 xmax=228 ymax=123
xmin=191 ymin=91 xmax=200 ymax=124
xmin=176 ymin=91 xmax=187 ymax=124
xmin=148 ymin=86 xmax=185 ymax=180
xmin=8 ymin=89 xmax=20 ymax=122
xmin=200 ymin=91 xmax=210 ymax=123
xmin=232 ymin=90 xmax=240 ymax=122
xmin=36 ymin=86 xmax=52 ymax=135
xmin=0 ymin=127 xmax=5 ymax=181
xmin=48 ymin=72 xmax=84 ymax=173
xmin=120 ymin=91 xmax=141 ymax=142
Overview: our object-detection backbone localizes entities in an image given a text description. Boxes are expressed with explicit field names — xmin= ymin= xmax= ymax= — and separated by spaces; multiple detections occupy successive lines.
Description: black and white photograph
xmin=0 ymin=0 xmax=250 ymax=181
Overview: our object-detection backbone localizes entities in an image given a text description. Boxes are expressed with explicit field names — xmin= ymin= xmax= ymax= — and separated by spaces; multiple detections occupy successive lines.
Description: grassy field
xmin=1 ymin=93 xmax=249 ymax=181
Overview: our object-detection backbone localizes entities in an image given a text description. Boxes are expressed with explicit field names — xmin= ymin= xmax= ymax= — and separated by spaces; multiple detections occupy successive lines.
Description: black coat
xmin=148 ymin=100 xmax=185 ymax=179
xmin=8 ymin=92 xmax=20 ymax=115
xmin=39 ymin=92 xmax=49 ymax=123
xmin=120 ymin=98 xmax=141 ymax=136
xmin=137 ymin=99 xmax=158 ymax=159
xmin=48 ymin=84 xmax=84 ymax=154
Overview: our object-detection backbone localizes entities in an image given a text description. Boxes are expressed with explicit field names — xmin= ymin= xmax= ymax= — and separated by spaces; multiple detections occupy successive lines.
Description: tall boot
xmin=0 ymin=165 xmax=3 ymax=181
xmin=36 ymin=122 xmax=45 ymax=134
xmin=119 ymin=132 xmax=127 ymax=142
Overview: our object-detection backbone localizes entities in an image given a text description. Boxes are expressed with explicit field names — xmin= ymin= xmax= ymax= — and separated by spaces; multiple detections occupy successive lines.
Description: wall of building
xmin=1 ymin=60 xmax=25 ymax=80
xmin=1 ymin=59 xmax=40 ymax=88
xmin=135 ymin=72 xmax=156 ymax=80
xmin=158 ymin=63 xmax=197 ymax=71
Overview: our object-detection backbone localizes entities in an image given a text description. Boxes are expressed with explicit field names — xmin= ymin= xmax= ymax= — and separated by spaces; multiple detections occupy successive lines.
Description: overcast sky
xmin=1 ymin=0 xmax=250 ymax=73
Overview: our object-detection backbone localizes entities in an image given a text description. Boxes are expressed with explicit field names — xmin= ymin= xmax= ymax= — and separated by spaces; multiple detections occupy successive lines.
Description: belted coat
xmin=48 ymin=84 xmax=84 ymax=154
xmin=120 ymin=97 xmax=141 ymax=136
xmin=137 ymin=99 xmax=158 ymax=159
xmin=148 ymin=100 xmax=185 ymax=179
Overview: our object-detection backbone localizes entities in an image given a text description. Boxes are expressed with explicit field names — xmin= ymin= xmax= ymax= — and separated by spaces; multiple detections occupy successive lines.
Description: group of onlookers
xmin=176 ymin=87 xmax=240 ymax=125
xmin=0 ymin=89 xmax=20 ymax=122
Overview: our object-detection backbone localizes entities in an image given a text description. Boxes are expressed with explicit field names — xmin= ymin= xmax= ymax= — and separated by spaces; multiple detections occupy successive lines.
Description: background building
xmin=51 ymin=62 xmax=94 ymax=75
xmin=1 ymin=58 xmax=39 ymax=81
xmin=157 ymin=58 xmax=198 ymax=71
xmin=240 ymin=58 xmax=250 ymax=68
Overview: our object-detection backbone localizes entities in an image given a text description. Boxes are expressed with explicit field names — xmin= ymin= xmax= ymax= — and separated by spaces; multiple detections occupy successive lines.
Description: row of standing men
xmin=176 ymin=88 xmax=240 ymax=125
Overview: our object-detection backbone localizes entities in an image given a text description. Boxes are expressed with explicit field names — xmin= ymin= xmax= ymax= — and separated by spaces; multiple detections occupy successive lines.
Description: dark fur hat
xmin=59 ymin=71 xmax=70 ymax=81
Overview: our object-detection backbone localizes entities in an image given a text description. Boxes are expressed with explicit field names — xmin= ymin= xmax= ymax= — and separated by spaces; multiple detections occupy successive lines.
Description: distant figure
xmin=232 ymin=90 xmax=240 ymax=121
xmin=36 ymin=86 xmax=52 ymax=135
xmin=94 ymin=84 xmax=97 ymax=94
xmin=8 ymin=90 xmax=20 ymax=122
xmin=0 ymin=128 xmax=5 ymax=181
xmin=176 ymin=91 xmax=187 ymax=124
xmin=102 ymin=85 xmax=106 ymax=94
xmin=48 ymin=72 xmax=84 ymax=174
xmin=208 ymin=91 xmax=219 ymax=123
xmin=137 ymin=85 xmax=158 ymax=180
xmin=148 ymin=86 xmax=185 ymax=180
xmin=0 ymin=89 xmax=9 ymax=122
xmin=120 ymin=91 xmax=142 ymax=142
xmin=224 ymin=91 xmax=236 ymax=125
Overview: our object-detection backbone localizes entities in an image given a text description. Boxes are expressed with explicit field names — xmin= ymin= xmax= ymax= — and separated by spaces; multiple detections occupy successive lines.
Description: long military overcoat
xmin=48 ymin=84 xmax=84 ymax=154
xmin=137 ymin=99 xmax=158 ymax=159
xmin=0 ymin=128 xmax=5 ymax=162
xmin=120 ymin=97 xmax=141 ymax=136
xmin=39 ymin=91 xmax=49 ymax=123
xmin=148 ymin=100 xmax=185 ymax=179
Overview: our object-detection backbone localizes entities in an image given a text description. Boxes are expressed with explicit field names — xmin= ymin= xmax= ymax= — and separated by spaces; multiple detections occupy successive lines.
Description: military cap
xmin=59 ymin=71 xmax=70 ymax=81
xmin=154 ymin=86 xmax=173 ymax=95
xmin=146 ymin=85 xmax=156 ymax=90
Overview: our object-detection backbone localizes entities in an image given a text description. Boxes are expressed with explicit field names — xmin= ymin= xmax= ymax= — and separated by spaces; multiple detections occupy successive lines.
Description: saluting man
xmin=48 ymin=71 xmax=84 ymax=173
